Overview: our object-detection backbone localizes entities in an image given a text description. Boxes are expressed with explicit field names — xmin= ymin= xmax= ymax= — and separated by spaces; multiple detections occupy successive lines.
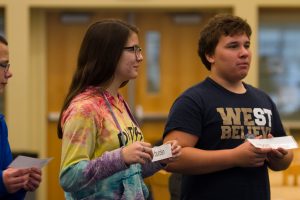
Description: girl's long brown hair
xmin=57 ymin=19 xmax=138 ymax=139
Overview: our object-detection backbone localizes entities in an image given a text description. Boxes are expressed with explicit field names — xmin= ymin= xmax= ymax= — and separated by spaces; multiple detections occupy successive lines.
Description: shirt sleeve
xmin=0 ymin=170 xmax=8 ymax=196
xmin=60 ymin=148 xmax=128 ymax=192
xmin=269 ymin=97 xmax=286 ymax=137
xmin=141 ymin=162 xmax=165 ymax=178
xmin=0 ymin=138 xmax=10 ymax=196
xmin=0 ymin=119 xmax=26 ymax=199
xmin=164 ymin=94 xmax=203 ymax=138
xmin=59 ymin=106 xmax=128 ymax=192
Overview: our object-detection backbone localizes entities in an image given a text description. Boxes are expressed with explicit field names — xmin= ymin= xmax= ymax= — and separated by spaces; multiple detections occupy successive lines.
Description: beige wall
xmin=1 ymin=0 xmax=300 ymax=199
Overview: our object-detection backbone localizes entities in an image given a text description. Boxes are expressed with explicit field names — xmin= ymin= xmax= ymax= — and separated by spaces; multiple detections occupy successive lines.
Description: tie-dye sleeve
xmin=59 ymin=105 xmax=128 ymax=192
xmin=141 ymin=162 xmax=165 ymax=178
xmin=60 ymin=148 xmax=128 ymax=192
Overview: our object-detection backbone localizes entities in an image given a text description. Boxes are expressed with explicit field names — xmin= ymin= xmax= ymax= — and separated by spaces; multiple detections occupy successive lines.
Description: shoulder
xmin=180 ymin=78 xmax=211 ymax=99
xmin=174 ymin=78 xmax=218 ymax=108
xmin=244 ymin=83 xmax=273 ymax=100
xmin=169 ymin=80 xmax=211 ymax=115
xmin=62 ymin=88 xmax=104 ymax=123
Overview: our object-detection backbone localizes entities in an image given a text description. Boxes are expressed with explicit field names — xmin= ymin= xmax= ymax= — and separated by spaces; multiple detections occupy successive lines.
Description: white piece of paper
xmin=152 ymin=143 xmax=173 ymax=162
xmin=247 ymin=136 xmax=298 ymax=149
xmin=9 ymin=155 xmax=53 ymax=169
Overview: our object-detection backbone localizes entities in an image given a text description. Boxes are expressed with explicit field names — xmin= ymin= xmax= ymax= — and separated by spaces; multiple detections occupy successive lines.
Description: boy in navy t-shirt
xmin=163 ymin=14 xmax=293 ymax=200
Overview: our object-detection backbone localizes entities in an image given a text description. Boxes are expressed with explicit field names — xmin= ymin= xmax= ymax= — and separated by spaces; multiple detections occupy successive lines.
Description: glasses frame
xmin=0 ymin=62 xmax=10 ymax=73
xmin=123 ymin=45 xmax=142 ymax=59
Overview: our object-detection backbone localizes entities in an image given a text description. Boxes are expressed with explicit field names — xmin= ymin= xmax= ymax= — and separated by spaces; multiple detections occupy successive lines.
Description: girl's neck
xmin=106 ymin=83 xmax=119 ymax=98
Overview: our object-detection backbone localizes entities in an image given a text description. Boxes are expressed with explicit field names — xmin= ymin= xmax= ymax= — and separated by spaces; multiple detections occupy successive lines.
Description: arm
xmin=0 ymin=171 xmax=7 ymax=195
xmin=0 ymin=168 xmax=28 ymax=199
xmin=61 ymin=142 xmax=156 ymax=191
xmin=60 ymin=107 xmax=153 ymax=192
xmin=267 ymin=148 xmax=293 ymax=171
xmin=60 ymin=148 xmax=128 ymax=192
xmin=0 ymin=117 xmax=27 ymax=199
xmin=266 ymin=134 xmax=293 ymax=171
xmin=141 ymin=140 xmax=181 ymax=178
xmin=163 ymin=130 xmax=271 ymax=174
xmin=266 ymin=100 xmax=293 ymax=170
xmin=141 ymin=162 xmax=165 ymax=178
xmin=59 ymin=107 xmax=130 ymax=192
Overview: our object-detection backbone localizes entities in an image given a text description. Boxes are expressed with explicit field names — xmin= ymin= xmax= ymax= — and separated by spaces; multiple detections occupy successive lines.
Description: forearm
xmin=165 ymin=147 xmax=236 ymax=174
xmin=268 ymin=149 xmax=293 ymax=171
xmin=60 ymin=148 xmax=128 ymax=192
xmin=141 ymin=162 xmax=165 ymax=178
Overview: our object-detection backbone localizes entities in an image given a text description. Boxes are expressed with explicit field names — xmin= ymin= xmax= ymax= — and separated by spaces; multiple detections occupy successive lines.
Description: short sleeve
xmin=164 ymin=94 xmax=203 ymax=138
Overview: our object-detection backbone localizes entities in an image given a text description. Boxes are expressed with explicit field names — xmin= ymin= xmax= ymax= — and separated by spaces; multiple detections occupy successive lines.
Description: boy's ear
xmin=205 ymin=54 xmax=215 ymax=64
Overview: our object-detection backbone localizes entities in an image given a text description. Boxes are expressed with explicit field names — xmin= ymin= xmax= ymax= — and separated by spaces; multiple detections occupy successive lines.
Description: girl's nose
xmin=136 ymin=53 xmax=143 ymax=62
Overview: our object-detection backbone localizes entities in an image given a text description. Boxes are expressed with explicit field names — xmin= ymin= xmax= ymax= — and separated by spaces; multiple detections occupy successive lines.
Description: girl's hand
xmin=122 ymin=141 xmax=153 ymax=165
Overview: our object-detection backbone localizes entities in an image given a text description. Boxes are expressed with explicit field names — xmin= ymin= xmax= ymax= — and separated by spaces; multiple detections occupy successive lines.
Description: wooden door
xmin=46 ymin=10 xmax=211 ymax=200
xmin=47 ymin=11 xmax=87 ymax=200
xmin=134 ymin=11 xmax=211 ymax=144
xmin=134 ymin=12 xmax=211 ymax=199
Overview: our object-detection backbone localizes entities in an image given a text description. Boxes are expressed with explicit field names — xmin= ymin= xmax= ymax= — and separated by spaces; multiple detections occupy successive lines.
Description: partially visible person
xmin=163 ymin=14 xmax=293 ymax=200
xmin=0 ymin=35 xmax=42 ymax=199
xmin=57 ymin=19 xmax=181 ymax=200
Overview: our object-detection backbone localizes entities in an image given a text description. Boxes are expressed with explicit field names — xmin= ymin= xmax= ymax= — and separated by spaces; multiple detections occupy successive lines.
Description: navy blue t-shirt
xmin=164 ymin=77 xmax=286 ymax=200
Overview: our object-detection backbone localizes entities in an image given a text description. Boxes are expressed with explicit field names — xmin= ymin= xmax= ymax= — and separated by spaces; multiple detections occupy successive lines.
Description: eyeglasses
xmin=0 ymin=62 xmax=10 ymax=72
xmin=123 ymin=45 xmax=142 ymax=59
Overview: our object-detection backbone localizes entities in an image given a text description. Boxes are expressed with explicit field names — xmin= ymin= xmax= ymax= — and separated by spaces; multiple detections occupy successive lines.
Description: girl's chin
xmin=123 ymin=74 xmax=138 ymax=82
xmin=130 ymin=73 xmax=139 ymax=79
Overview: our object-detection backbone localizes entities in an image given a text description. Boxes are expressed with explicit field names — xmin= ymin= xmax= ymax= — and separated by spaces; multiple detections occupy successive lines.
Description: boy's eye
xmin=227 ymin=44 xmax=238 ymax=48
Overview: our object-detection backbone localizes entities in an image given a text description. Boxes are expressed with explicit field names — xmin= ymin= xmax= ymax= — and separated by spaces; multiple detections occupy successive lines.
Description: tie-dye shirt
xmin=59 ymin=87 xmax=163 ymax=200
